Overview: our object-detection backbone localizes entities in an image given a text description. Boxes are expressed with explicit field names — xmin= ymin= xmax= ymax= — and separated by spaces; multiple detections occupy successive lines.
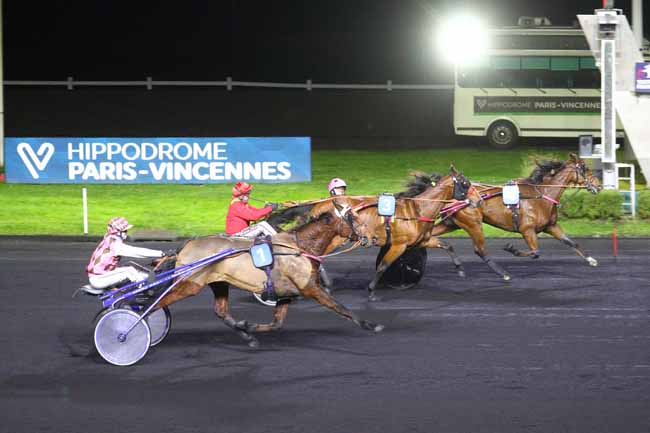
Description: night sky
xmin=4 ymin=0 xmax=646 ymax=83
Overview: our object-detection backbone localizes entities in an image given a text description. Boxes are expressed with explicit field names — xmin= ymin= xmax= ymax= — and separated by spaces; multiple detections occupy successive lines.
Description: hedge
xmin=559 ymin=189 xmax=623 ymax=220
xmin=638 ymin=190 xmax=650 ymax=219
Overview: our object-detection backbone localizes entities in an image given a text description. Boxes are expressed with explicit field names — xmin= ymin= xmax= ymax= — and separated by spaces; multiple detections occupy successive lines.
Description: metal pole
xmin=0 ymin=0 xmax=4 ymax=168
xmin=631 ymin=0 xmax=643 ymax=48
xmin=82 ymin=188 xmax=88 ymax=235
xmin=597 ymin=7 xmax=618 ymax=189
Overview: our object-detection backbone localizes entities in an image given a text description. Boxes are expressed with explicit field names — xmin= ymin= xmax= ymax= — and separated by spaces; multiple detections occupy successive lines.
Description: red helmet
xmin=107 ymin=216 xmax=133 ymax=234
xmin=232 ymin=181 xmax=253 ymax=197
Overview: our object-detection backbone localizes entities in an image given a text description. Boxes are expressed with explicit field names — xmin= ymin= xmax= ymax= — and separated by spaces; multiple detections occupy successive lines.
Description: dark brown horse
xmin=271 ymin=167 xmax=483 ymax=301
xmin=154 ymin=199 xmax=382 ymax=348
xmin=429 ymin=154 xmax=601 ymax=266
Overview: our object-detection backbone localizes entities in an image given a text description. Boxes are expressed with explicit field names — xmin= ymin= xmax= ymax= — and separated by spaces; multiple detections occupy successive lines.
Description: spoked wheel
xmin=145 ymin=307 xmax=172 ymax=347
xmin=378 ymin=248 xmax=428 ymax=290
xmin=252 ymin=292 xmax=278 ymax=307
xmin=94 ymin=309 xmax=151 ymax=366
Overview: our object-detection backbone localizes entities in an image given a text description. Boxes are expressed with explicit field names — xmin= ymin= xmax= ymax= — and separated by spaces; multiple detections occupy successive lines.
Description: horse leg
xmin=247 ymin=300 xmax=292 ymax=332
xmin=504 ymin=229 xmax=540 ymax=259
xmin=155 ymin=280 xmax=203 ymax=309
xmin=544 ymin=224 xmax=598 ymax=266
xmin=458 ymin=222 xmax=511 ymax=281
xmin=419 ymin=236 xmax=466 ymax=278
xmin=319 ymin=264 xmax=334 ymax=294
xmin=368 ymin=243 xmax=408 ymax=302
xmin=301 ymin=283 xmax=384 ymax=332
xmin=209 ymin=282 xmax=260 ymax=348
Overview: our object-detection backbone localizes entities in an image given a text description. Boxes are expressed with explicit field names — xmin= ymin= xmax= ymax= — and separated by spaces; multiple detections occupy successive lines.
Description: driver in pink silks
xmin=82 ymin=217 xmax=166 ymax=295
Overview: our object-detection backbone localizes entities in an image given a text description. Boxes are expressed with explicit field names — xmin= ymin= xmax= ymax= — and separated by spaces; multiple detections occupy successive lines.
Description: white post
xmin=632 ymin=0 xmax=643 ymax=48
xmin=82 ymin=188 xmax=88 ymax=235
xmin=597 ymin=8 xmax=618 ymax=189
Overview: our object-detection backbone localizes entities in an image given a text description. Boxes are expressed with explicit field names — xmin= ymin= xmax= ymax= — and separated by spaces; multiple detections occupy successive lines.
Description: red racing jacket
xmin=225 ymin=201 xmax=273 ymax=235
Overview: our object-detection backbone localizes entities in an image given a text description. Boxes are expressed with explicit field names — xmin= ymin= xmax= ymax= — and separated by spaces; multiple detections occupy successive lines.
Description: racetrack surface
xmin=1 ymin=238 xmax=649 ymax=433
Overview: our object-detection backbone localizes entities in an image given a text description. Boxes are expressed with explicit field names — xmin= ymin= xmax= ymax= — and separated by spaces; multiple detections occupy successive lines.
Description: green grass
xmin=0 ymin=148 xmax=647 ymax=236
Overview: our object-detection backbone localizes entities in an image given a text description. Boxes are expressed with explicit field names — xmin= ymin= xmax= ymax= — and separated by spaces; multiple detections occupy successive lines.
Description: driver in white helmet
xmin=82 ymin=216 xmax=167 ymax=295
xmin=319 ymin=178 xmax=349 ymax=293
xmin=328 ymin=178 xmax=347 ymax=196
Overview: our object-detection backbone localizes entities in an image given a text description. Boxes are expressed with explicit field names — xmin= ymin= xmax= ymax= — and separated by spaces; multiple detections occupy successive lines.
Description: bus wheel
xmin=487 ymin=121 xmax=518 ymax=149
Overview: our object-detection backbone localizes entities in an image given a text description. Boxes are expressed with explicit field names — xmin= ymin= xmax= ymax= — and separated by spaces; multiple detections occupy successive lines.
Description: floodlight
xmin=437 ymin=14 xmax=489 ymax=66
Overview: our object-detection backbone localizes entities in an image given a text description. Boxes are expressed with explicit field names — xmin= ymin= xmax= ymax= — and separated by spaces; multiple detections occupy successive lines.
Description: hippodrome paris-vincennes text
xmin=65 ymin=141 xmax=292 ymax=181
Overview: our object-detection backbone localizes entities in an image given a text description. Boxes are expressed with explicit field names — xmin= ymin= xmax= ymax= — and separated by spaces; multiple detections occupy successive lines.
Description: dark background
xmin=3 ymin=0 xmax=647 ymax=146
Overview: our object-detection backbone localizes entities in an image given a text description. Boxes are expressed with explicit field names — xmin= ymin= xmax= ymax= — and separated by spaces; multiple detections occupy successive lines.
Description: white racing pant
xmin=88 ymin=266 xmax=149 ymax=289
xmin=235 ymin=221 xmax=277 ymax=238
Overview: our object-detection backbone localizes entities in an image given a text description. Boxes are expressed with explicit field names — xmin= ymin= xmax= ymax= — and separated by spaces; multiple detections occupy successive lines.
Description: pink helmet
xmin=328 ymin=178 xmax=347 ymax=195
xmin=107 ymin=216 xmax=133 ymax=234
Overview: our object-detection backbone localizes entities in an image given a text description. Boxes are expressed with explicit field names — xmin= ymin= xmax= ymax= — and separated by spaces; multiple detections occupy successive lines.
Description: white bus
xmin=453 ymin=20 xmax=623 ymax=149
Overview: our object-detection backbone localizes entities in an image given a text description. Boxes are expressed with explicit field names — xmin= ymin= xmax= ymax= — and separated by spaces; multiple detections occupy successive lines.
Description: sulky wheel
xmin=145 ymin=307 xmax=172 ymax=347
xmin=94 ymin=309 xmax=151 ymax=366
xmin=117 ymin=304 xmax=172 ymax=347
xmin=378 ymin=248 xmax=427 ymax=290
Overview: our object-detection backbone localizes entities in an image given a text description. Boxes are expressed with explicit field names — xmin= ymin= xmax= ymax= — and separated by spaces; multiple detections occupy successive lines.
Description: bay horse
xmin=429 ymin=154 xmax=601 ymax=266
xmin=154 ymin=198 xmax=382 ymax=348
xmin=272 ymin=166 xmax=484 ymax=301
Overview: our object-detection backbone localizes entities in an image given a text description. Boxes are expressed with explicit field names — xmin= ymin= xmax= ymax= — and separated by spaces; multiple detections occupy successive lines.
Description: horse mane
xmin=396 ymin=172 xmax=443 ymax=198
xmin=266 ymin=203 xmax=316 ymax=230
xmin=287 ymin=211 xmax=334 ymax=234
xmin=523 ymin=160 xmax=566 ymax=184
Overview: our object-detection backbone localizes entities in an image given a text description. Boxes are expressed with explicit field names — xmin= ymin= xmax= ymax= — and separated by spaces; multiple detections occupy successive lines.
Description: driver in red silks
xmin=226 ymin=182 xmax=279 ymax=237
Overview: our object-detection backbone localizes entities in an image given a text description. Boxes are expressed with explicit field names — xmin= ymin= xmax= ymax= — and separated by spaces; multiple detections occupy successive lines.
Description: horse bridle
xmin=451 ymin=172 xmax=482 ymax=207
xmin=574 ymin=161 xmax=599 ymax=193
xmin=333 ymin=201 xmax=369 ymax=246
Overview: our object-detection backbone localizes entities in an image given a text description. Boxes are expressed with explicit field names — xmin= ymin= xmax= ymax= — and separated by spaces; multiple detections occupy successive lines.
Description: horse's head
xmin=329 ymin=197 xmax=372 ymax=247
xmin=449 ymin=165 xmax=482 ymax=207
xmin=569 ymin=153 xmax=601 ymax=194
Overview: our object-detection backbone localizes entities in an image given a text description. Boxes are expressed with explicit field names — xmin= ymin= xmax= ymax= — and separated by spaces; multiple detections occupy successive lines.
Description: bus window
xmin=522 ymin=56 xmax=550 ymax=70
xmin=579 ymin=56 xmax=597 ymax=69
xmin=491 ymin=56 xmax=521 ymax=70
xmin=551 ymin=57 xmax=580 ymax=71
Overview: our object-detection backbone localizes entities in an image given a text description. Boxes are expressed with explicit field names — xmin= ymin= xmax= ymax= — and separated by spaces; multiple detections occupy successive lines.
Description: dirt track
xmin=1 ymin=238 xmax=649 ymax=433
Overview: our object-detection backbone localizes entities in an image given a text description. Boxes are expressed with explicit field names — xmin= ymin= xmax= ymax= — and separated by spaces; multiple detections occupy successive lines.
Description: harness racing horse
xmin=272 ymin=167 xmax=483 ymax=301
xmin=154 ymin=199 xmax=383 ymax=348
xmin=270 ymin=170 xmax=507 ymax=288
xmin=429 ymin=154 xmax=601 ymax=266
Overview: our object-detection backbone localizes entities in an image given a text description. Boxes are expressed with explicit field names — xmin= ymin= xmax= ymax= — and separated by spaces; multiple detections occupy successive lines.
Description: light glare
xmin=437 ymin=15 xmax=488 ymax=65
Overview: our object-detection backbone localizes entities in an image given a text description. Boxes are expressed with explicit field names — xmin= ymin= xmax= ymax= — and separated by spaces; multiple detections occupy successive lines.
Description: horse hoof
xmin=236 ymin=320 xmax=250 ymax=332
xmin=458 ymin=270 xmax=466 ymax=278
xmin=503 ymin=274 xmax=511 ymax=281
xmin=247 ymin=339 xmax=260 ymax=349
xmin=373 ymin=324 xmax=385 ymax=333
xmin=368 ymin=295 xmax=382 ymax=302
xmin=586 ymin=257 xmax=598 ymax=267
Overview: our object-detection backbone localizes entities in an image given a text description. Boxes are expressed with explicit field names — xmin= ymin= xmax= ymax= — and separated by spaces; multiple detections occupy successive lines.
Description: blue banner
xmin=5 ymin=137 xmax=311 ymax=183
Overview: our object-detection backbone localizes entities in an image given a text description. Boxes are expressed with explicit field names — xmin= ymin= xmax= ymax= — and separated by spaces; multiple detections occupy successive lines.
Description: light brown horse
xmin=429 ymin=154 xmax=601 ymax=266
xmin=272 ymin=167 xmax=483 ymax=301
xmin=154 ymin=199 xmax=382 ymax=348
